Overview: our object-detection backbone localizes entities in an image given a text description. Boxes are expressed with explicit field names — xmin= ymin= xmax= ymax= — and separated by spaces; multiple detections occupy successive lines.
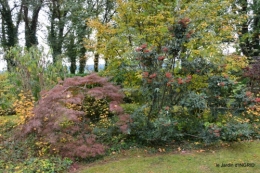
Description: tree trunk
xmin=104 ymin=58 xmax=108 ymax=70
xmin=23 ymin=0 xmax=43 ymax=48
xmin=252 ymin=1 xmax=260 ymax=57
xmin=48 ymin=1 xmax=67 ymax=63
xmin=79 ymin=45 xmax=86 ymax=74
xmin=70 ymin=58 xmax=76 ymax=74
xmin=0 ymin=0 xmax=22 ymax=71
xmin=94 ymin=53 xmax=99 ymax=72
xmin=67 ymin=36 xmax=76 ymax=74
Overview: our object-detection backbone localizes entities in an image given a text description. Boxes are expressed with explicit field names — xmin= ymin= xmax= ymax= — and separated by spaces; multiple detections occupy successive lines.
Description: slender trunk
xmin=52 ymin=49 xmax=62 ymax=63
xmin=94 ymin=53 xmax=99 ymax=72
xmin=70 ymin=58 xmax=76 ymax=74
xmin=67 ymin=36 xmax=76 ymax=74
xmin=104 ymin=59 xmax=108 ymax=70
xmin=23 ymin=0 xmax=43 ymax=48
xmin=239 ymin=1 xmax=250 ymax=56
xmin=79 ymin=46 xmax=86 ymax=74
xmin=48 ymin=2 xmax=66 ymax=63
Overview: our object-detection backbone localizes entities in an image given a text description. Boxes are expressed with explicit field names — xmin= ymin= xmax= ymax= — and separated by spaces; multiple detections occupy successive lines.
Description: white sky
xmin=0 ymin=57 xmax=6 ymax=71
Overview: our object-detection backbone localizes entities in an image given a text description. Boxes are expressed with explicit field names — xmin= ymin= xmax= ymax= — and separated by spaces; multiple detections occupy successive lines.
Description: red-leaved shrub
xmin=18 ymin=73 xmax=130 ymax=159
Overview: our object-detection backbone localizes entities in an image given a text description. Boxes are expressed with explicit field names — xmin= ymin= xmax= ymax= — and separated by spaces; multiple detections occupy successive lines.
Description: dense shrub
xmin=128 ymin=16 xmax=259 ymax=145
xmin=221 ymin=122 xmax=255 ymax=141
xmin=7 ymin=46 xmax=68 ymax=100
xmin=244 ymin=95 xmax=260 ymax=121
xmin=0 ymin=116 xmax=72 ymax=172
xmin=199 ymin=122 xmax=222 ymax=144
xmin=0 ymin=73 xmax=16 ymax=115
xmin=99 ymin=57 xmax=144 ymax=104
xmin=18 ymin=73 xmax=130 ymax=159
xmin=130 ymin=105 xmax=182 ymax=145
xmin=120 ymin=103 xmax=141 ymax=114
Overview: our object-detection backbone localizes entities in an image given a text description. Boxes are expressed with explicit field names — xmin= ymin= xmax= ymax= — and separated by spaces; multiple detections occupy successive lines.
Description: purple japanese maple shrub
xmin=18 ymin=73 xmax=131 ymax=159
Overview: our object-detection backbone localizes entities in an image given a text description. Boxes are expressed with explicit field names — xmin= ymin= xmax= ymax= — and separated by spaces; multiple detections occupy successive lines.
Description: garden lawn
xmin=77 ymin=140 xmax=260 ymax=173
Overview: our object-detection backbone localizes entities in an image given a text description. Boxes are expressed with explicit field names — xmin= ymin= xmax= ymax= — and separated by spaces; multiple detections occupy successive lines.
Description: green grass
xmin=77 ymin=140 xmax=260 ymax=173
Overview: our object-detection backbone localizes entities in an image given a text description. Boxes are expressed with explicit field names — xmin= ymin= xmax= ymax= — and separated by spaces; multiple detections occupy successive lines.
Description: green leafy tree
xmin=236 ymin=0 xmax=260 ymax=60
xmin=1 ymin=0 xmax=44 ymax=66
xmin=7 ymin=46 xmax=68 ymax=100
xmin=63 ymin=0 xmax=98 ymax=74
xmin=0 ymin=0 xmax=23 ymax=71
xmin=84 ymin=0 xmax=116 ymax=72
xmin=87 ymin=0 xmax=174 ymax=64
xmin=22 ymin=0 xmax=43 ymax=48
xmin=47 ymin=0 xmax=70 ymax=63
xmin=47 ymin=0 xmax=112 ymax=74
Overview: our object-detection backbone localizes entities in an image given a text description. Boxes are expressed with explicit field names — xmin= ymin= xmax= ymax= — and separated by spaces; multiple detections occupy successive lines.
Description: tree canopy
xmin=0 ymin=0 xmax=257 ymax=71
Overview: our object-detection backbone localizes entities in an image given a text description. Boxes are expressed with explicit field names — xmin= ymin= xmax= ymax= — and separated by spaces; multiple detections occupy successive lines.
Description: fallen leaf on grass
xmin=158 ymin=148 xmax=165 ymax=152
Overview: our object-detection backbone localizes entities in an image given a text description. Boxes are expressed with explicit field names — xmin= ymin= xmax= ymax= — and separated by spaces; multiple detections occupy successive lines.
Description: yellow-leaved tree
xmin=86 ymin=0 xmax=247 ymax=65
xmin=85 ymin=0 xmax=175 ymax=62
xmin=179 ymin=0 xmax=247 ymax=62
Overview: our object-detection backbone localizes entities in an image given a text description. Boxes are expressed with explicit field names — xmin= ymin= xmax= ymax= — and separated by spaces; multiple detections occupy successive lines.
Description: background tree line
xmin=0 ymin=0 xmax=115 ymax=73
xmin=1 ymin=0 xmax=260 ymax=73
